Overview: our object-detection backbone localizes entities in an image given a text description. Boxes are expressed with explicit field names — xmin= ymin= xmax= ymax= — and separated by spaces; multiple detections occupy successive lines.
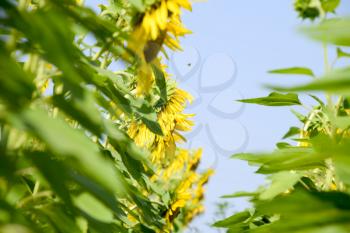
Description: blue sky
xmin=86 ymin=1 xmax=350 ymax=232
xmin=174 ymin=1 xmax=350 ymax=232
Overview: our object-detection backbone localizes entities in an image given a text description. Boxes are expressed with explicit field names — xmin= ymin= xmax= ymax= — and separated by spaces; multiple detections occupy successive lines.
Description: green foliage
xmin=294 ymin=0 xmax=321 ymax=20
xmin=273 ymin=67 xmax=350 ymax=93
xmin=337 ymin=48 xmax=350 ymax=58
xmin=238 ymin=92 xmax=302 ymax=106
xmin=269 ymin=67 xmax=315 ymax=78
xmin=282 ymin=126 xmax=301 ymax=139
xmin=294 ymin=0 xmax=340 ymax=20
xmin=0 ymin=0 xmax=204 ymax=232
xmin=215 ymin=1 xmax=350 ymax=233
xmin=302 ymin=18 xmax=350 ymax=46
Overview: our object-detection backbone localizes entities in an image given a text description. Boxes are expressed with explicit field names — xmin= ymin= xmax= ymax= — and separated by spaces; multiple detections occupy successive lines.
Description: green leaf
xmin=271 ymin=67 xmax=350 ymax=94
xmin=0 ymin=42 xmax=35 ymax=108
xmin=237 ymin=92 xmax=301 ymax=106
xmin=276 ymin=142 xmax=293 ymax=149
xmin=38 ymin=204 xmax=82 ymax=233
xmin=0 ymin=200 xmax=45 ymax=233
xmin=29 ymin=152 xmax=74 ymax=207
xmin=222 ymin=191 xmax=256 ymax=199
xmin=259 ymin=172 xmax=302 ymax=200
xmin=269 ymin=67 xmax=314 ymax=77
xmin=136 ymin=104 xmax=163 ymax=136
xmin=28 ymin=151 xmax=128 ymax=223
xmin=291 ymin=109 xmax=307 ymax=123
xmin=74 ymin=192 xmax=114 ymax=223
xmin=255 ymin=190 xmax=350 ymax=232
xmin=337 ymin=48 xmax=350 ymax=59
xmin=334 ymin=155 xmax=350 ymax=186
xmin=302 ymin=18 xmax=350 ymax=47
xmin=321 ymin=0 xmax=340 ymax=13
xmin=233 ymin=147 xmax=327 ymax=174
xmin=322 ymin=137 xmax=350 ymax=185
xmin=89 ymin=65 xmax=163 ymax=135
xmin=128 ymin=0 xmax=145 ymax=11
xmin=309 ymin=94 xmax=325 ymax=107
xmin=332 ymin=116 xmax=350 ymax=129
xmin=151 ymin=64 xmax=167 ymax=106
xmin=51 ymin=91 xmax=103 ymax=136
xmin=213 ymin=211 xmax=251 ymax=228
xmin=18 ymin=109 xmax=126 ymax=195
xmin=282 ymin=127 xmax=300 ymax=139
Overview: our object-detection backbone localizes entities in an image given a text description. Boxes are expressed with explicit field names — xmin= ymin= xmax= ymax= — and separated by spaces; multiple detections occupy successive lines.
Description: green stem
xmin=33 ymin=181 xmax=40 ymax=195
xmin=323 ymin=43 xmax=333 ymax=108
xmin=322 ymin=29 xmax=337 ymax=137
xmin=302 ymin=105 xmax=332 ymax=136
xmin=17 ymin=191 xmax=53 ymax=208
xmin=335 ymin=96 xmax=344 ymax=113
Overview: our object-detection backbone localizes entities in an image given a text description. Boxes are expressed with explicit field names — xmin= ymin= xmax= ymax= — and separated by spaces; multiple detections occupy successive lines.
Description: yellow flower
xmin=130 ymin=0 xmax=192 ymax=57
xmin=188 ymin=148 xmax=202 ymax=170
xmin=162 ymin=149 xmax=189 ymax=179
xmin=129 ymin=0 xmax=192 ymax=94
xmin=165 ymin=173 xmax=197 ymax=220
xmin=142 ymin=1 xmax=168 ymax=40
xmin=128 ymin=79 xmax=194 ymax=163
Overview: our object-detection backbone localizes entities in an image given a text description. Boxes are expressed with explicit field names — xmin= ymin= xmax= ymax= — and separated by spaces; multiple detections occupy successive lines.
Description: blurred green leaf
xmin=238 ymin=92 xmax=301 ymax=106
xmin=74 ymin=192 xmax=114 ymax=223
xmin=269 ymin=67 xmax=315 ymax=77
xmin=0 ymin=43 xmax=35 ymax=108
xmin=259 ymin=172 xmax=302 ymax=200
xmin=128 ymin=0 xmax=146 ymax=12
xmin=276 ymin=142 xmax=293 ymax=149
xmin=18 ymin=109 xmax=126 ymax=195
xmin=336 ymin=48 xmax=350 ymax=59
xmin=255 ymin=190 xmax=350 ymax=233
xmin=283 ymin=127 xmax=301 ymax=139
xmin=38 ymin=204 xmax=82 ymax=233
xmin=222 ymin=191 xmax=256 ymax=199
xmin=151 ymin=64 xmax=167 ymax=106
xmin=321 ymin=0 xmax=341 ymax=12
xmin=213 ymin=211 xmax=251 ymax=228
xmin=271 ymin=67 xmax=350 ymax=94
xmin=302 ymin=18 xmax=350 ymax=47
xmin=233 ymin=147 xmax=327 ymax=174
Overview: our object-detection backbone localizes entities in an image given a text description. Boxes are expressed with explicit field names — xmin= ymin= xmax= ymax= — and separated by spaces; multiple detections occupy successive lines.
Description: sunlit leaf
xmin=269 ymin=67 xmax=314 ymax=77
xmin=237 ymin=92 xmax=301 ymax=106
xmin=283 ymin=127 xmax=300 ymax=139
xmin=271 ymin=67 xmax=350 ymax=93
xmin=337 ymin=48 xmax=350 ymax=59
xmin=302 ymin=18 xmax=350 ymax=46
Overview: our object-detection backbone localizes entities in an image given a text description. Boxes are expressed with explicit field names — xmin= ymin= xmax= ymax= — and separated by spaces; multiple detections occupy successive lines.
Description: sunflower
xmin=128 ymin=0 xmax=192 ymax=94
xmin=128 ymin=79 xmax=194 ymax=163
xmin=138 ymin=0 xmax=191 ymax=44
xmin=123 ymin=1 xmax=212 ymax=229
xmin=165 ymin=172 xmax=197 ymax=221
xmin=164 ymin=166 xmax=214 ymax=227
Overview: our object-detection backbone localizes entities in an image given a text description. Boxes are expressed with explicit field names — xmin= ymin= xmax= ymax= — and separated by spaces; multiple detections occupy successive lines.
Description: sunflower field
xmin=1 ymin=0 xmax=350 ymax=233
xmin=0 ymin=0 xmax=212 ymax=232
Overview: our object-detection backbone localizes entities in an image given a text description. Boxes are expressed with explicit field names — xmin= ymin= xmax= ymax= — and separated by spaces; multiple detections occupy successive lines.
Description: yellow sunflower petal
xmin=156 ymin=1 xmax=168 ymax=30
xmin=175 ymin=0 xmax=192 ymax=11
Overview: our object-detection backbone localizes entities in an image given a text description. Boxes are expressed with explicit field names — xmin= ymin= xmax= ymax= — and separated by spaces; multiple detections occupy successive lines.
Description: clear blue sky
xmin=177 ymin=1 xmax=350 ymax=232
xmin=86 ymin=1 xmax=350 ymax=232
